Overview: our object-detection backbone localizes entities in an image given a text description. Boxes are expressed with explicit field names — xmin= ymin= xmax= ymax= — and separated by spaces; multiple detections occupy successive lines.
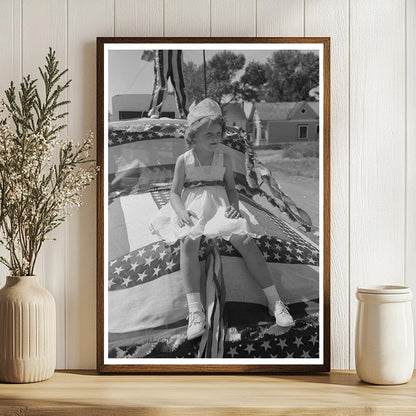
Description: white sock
xmin=262 ymin=285 xmax=280 ymax=309
xmin=186 ymin=292 xmax=204 ymax=313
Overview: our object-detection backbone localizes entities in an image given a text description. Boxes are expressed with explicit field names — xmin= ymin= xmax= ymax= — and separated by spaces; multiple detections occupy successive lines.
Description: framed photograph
xmin=97 ymin=37 xmax=330 ymax=373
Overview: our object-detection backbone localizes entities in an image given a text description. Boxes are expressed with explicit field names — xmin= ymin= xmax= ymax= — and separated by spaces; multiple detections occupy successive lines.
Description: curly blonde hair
xmin=184 ymin=116 xmax=226 ymax=149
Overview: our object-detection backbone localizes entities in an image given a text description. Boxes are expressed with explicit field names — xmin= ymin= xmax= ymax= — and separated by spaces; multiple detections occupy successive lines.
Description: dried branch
xmin=0 ymin=48 xmax=96 ymax=276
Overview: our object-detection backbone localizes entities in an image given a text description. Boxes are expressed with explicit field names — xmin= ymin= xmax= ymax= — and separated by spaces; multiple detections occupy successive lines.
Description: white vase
xmin=355 ymin=285 xmax=414 ymax=385
xmin=0 ymin=276 xmax=56 ymax=383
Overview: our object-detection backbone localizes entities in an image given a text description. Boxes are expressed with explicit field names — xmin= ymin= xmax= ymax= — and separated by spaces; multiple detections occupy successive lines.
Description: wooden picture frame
xmin=97 ymin=37 xmax=330 ymax=373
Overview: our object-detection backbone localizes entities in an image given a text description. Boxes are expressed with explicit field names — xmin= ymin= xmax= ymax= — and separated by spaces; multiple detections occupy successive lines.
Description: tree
xmin=182 ymin=50 xmax=319 ymax=106
xmin=182 ymin=61 xmax=205 ymax=104
xmin=239 ymin=61 xmax=267 ymax=102
xmin=183 ymin=51 xmax=246 ymax=108
xmin=263 ymin=50 xmax=319 ymax=102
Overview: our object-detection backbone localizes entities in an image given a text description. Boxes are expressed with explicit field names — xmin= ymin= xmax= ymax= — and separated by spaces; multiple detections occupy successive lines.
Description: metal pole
xmin=203 ymin=50 xmax=207 ymax=98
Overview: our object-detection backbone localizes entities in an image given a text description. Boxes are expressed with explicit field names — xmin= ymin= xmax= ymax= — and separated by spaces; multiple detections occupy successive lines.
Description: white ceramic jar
xmin=355 ymin=285 xmax=414 ymax=385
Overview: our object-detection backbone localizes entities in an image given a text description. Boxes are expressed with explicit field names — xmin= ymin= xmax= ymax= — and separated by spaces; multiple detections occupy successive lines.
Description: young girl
xmin=150 ymin=98 xmax=294 ymax=340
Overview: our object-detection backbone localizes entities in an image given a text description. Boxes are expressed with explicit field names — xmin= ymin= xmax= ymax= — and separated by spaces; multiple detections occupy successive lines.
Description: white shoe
xmin=269 ymin=300 xmax=295 ymax=327
xmin=187 ymin=310 xmax=206 ymax=340
xmin=150 ymin=114 xmax=159 ymax=119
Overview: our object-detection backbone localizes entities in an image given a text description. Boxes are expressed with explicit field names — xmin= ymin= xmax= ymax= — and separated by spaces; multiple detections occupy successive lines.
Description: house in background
xmin=222 ymin=102 xmax=249 ymax=131
xmin=248 ymin=101 xmax=319 ymax=146
xmin=111 ymin=93 xmax=181 ymax=121
xmin=110 ymin=95 xmax=319 ymax=148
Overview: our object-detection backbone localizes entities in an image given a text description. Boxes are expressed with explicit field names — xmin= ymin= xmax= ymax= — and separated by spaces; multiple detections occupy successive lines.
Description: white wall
xmin=0 ymin=0 xmax=414 ymax=370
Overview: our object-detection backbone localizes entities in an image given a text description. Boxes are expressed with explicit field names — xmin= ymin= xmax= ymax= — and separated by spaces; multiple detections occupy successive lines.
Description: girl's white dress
xmin=150 ymin=148 xmax=266 ymax=244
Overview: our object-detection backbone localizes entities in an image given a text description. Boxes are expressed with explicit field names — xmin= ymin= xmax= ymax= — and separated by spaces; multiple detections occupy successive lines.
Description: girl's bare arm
xmin=223 ymin=152 xmax=240 ymax=214
xmin=170 ymin=155 xmax=187 ymax=214
xmin=170 ymin=155 xmax=196 ymax=226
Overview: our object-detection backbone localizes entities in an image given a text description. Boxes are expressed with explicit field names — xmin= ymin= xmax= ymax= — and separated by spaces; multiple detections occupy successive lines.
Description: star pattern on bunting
xmin=109 ymin=185 xmax=319 ymax=292
xmin=108 ymin=301 xmax=320 ymax=360
xmin=108 ymin=122 xmax=187 ymax=147
xmin=108 ymin=240 xmax=179 ymax=290
xmin=108 ymin=124 xmax=246 ymax=154
xmin=109 ymin=183 xmax=318 ymax=292
xmin=108 ymin=231 xmax=318 ymax=292
xmin=222 ymin=331 xmax=319 ymax=359
xmin=107 ymin=120 xmax=322 ymax=362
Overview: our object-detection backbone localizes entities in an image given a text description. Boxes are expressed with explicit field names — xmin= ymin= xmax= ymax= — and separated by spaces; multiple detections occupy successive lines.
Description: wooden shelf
xmin=0 ymin=370 xmax=415 ymax=415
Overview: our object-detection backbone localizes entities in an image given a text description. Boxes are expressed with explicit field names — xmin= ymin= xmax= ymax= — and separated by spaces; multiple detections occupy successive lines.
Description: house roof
xmin=308 ymin=101 xmax=319 ymax=115
xmin=255 ymin=102 xmax=296 ymax=120
xmin=286 ymin=101 xmax=319 ymax=119
xmin=254 ymin=101 xmax=319 ymax=121
xmin=243 ymin=101 xmax=254 ymax=118
xmin=222 ymin=102 xmax=247 ymax=120
xmin=287 ymin=101 xmax=306 ymax=119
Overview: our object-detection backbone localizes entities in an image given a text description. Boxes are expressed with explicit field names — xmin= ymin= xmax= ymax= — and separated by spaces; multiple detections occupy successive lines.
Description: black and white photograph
xmin=98 ymin=39 xmax=330 ymax=372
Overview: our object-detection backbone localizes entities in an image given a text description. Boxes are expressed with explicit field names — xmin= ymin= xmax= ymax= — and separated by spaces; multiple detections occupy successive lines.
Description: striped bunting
xmin=107 ymin=118 xmax=320 ymax=357
xmin=108 ymin=123 xmax=186 ymax=147
xmin=239 ymin=193 xmax=318 ymax=254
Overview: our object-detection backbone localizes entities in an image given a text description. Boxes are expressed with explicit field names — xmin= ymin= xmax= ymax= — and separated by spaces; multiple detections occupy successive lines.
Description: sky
xmin=108 ymin=49 xmax=318 ymax=113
